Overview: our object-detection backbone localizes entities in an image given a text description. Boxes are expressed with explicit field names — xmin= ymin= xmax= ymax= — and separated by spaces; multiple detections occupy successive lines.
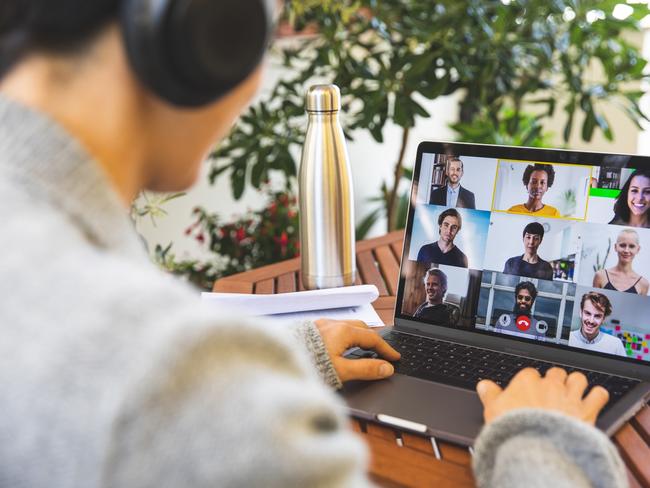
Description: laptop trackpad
xmin=340 ymin=374 xmax=485 ymax=446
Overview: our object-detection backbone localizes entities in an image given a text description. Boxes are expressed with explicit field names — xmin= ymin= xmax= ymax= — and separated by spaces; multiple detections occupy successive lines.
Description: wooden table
xmin=214 ymin=230 xmax=650 ymax=488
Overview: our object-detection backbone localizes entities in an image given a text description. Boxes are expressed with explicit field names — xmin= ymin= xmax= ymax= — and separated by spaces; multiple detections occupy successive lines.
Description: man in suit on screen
xmin=429 ymin=156 xmax=476 ymax=209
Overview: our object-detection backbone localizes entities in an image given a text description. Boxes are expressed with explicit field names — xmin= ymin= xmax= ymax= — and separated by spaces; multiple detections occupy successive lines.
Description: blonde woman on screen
xmin=593 ymin=229 xmax=649 ymax=295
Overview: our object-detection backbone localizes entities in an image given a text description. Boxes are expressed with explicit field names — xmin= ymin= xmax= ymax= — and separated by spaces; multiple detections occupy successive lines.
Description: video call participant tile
xmin=491 ymin=160 xmax=591 ymax=219
xmin=400 ymin=261 xmax=481 ymax=329
xmin=576 ymin=224 xmax=650 ymax=295
xmin=586 ymin=167 xmax=650 ymax=228
xmin=476 ymin=272 xmax=575 ymax=346
xmin=569 ymin=286 xmax=650 ymax=361
xmin=484 ymin=213 xmax=579 ymax=282
xmin=415 ymin=153 xmax=498 ymax=211
xmin=408 ymin=204 xmax=491 ymax=269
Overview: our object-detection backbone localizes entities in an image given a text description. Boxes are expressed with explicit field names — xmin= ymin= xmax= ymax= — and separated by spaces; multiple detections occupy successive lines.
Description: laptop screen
xmin=396 ymin=142 xmax=650 ymax=365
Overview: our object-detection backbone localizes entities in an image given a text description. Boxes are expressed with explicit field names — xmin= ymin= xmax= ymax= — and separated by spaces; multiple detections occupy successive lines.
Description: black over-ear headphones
xmin=120 ymin=0 xmax=275 ymax=107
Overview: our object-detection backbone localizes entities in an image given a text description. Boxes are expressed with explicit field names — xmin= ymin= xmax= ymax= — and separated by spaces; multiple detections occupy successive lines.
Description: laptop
xmin=341 ymin=141 xmax=650 ymax=446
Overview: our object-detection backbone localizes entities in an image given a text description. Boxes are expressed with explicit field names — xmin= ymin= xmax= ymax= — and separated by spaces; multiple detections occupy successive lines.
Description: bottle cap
xmin=305 ymin=84 xmax=341 ymax=112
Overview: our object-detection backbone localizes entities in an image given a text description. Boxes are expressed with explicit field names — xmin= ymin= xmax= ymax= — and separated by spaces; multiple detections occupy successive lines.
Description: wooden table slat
xmin=401 ymin=432 xmax=438 ymax=456
xmin=374 ymin=245 xmax=400 ymax=296
xmin=615 ymin=423 xmax=650 ymax=485
xmin=631 ymin=406 xmax=650 ymax=446
xmin=296 ymin=271 xmax=305 ymax=291
xmin=357 ymin=250 xmax=389 ymax=296
xmin=276 ymin=272 xmax=296 ymax=293
xmin=365 ymin=434 xmax=474 ymax=487
xmin=438 ymin=443 xmax=472 ymax=467
xmin=213 ymin=280 xmax=254 ymax=293
xmin=254 ymin=278 xmax=274 ymax=294
xmin=390 ymin=239 xmax=404 ymax=263
xmin=349 ymin=419 xmax=364 ymax=434
xmin=366 ymin=422 xmax=399 ymax=443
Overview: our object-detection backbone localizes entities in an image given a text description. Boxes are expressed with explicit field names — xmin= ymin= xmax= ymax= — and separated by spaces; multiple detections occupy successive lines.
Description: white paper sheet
xmin=267 ymin=303 xmax=383 ymax=327
xmin=201 ymin=284 xmax=384 ymax=326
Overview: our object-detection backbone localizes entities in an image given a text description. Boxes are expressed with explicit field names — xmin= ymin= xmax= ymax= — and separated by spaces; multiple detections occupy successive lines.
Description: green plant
xmin=130 ymin=191 xmax=185 ymax=226
xmin=562 ymin=188 xmax=577 ymax=216
xmin=177 ymin=187 xmax=299 ymax=288
xmin=593 ymin=237 xmax=612 ymax=272
xmin=208 ymin=0 xmax=648 ymax=236
xmin=154 ymin=243 xmax=218 ymax=291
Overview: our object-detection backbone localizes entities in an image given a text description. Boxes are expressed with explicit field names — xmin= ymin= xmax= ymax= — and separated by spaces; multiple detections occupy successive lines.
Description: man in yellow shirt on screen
xmin=508 ymin=163 xmax=560 ymax=217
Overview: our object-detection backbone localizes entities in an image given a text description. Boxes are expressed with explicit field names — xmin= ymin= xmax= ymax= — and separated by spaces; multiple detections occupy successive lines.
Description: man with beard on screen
xmin=494 ymin=281 xmax=548 ymax=341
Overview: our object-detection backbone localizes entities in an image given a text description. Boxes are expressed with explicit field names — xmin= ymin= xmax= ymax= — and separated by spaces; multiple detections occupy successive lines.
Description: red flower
xmin=278 ymin=231 xmax=289 ymax=256
xmin=235 ymin=227 xmax=246 ymax=242
xmin=196 ymin=233 xmax=205 ymax=244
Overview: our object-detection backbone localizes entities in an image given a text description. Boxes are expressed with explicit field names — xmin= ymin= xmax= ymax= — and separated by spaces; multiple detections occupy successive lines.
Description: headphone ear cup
xmin=121 ymin=0 xmax=274 ymax=107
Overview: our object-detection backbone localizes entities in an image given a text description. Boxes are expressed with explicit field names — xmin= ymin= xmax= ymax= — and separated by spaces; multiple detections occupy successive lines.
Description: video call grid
xmin=400 ymin=153 xmax=650 ymax=363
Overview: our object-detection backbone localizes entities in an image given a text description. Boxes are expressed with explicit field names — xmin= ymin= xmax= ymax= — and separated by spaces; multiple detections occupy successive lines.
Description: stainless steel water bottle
xmin=299 ymin=84 xmax=356 ymax=289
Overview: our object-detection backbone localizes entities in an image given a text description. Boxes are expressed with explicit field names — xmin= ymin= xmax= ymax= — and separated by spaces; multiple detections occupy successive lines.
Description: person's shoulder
xmin=418 ymin=241 xmax=435 ymax=253
xmin=455 ymin=245 xmax=468 ymax=256
xmin=638 ymin=276 xmax=650 ymax=294
xmin=507 ymin=204 xmax=527 ymax=212
xmin=504 ymin=255 xmax=520 ymax=265
xmin=543 ymin=205 xmax=560 ymax=217
xmin=539 ymin=256 xmax=553 ymax=268
xmin=602 ymin=332 xmax=626 ymax=351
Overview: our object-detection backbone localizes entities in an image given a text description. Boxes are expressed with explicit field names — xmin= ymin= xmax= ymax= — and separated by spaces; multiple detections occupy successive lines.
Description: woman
xmin=0 ymin=1 xmax=619 ymax=487
xmin=507 ymin=163 xmax=561 ymax=217
xmin=609 ymin=168 xmax=650 ymax=228
xmin=593 ymin=229 xmax=649 ymax=295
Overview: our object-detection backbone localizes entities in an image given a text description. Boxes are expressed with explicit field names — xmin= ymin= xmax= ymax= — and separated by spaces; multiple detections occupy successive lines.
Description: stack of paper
xmin=201 ymin=284 xmax=383 ymax=327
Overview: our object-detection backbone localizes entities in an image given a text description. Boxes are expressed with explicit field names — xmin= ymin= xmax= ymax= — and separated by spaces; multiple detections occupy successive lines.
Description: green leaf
xmin=395 ymin=191 xmax=410 ymax=230
xmin=582 ymin=109 xmax=597 ymax=142
xmin=356 ymin=206 xmax=383 ymax=240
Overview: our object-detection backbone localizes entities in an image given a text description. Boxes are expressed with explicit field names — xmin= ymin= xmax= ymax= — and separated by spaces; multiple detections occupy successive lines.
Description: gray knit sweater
xmin=0 ymin=94 xmax=628 ymax=487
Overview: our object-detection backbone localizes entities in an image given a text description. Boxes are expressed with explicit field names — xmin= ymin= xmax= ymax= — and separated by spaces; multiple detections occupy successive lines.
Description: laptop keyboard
xmin=347 ymin=331 xmax=640 ymax=409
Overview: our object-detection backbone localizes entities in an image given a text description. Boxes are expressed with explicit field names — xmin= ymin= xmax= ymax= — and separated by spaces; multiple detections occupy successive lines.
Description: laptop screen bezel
xmin=393 ymin=140 xmax=650 ymax=382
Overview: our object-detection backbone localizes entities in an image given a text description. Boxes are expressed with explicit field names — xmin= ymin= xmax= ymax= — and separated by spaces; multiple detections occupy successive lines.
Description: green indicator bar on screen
xmin=589 ymin=188 xmax=620 ymax=199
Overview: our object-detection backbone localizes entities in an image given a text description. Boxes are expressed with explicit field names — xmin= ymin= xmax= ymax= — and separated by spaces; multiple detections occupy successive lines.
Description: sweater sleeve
xmin=101 ymin=313 xmax=370 ymax=488
xmin=290 ymin=320 xmax=343 ymax=389
xmin=472 ymin=409 xmax=628 ymax=488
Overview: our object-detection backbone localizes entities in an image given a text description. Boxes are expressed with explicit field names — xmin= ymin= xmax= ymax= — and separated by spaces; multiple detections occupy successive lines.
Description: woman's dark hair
xmin=0 ymin=1 xmax=118 ymax=74
xmin=612 ymin=168 xmax=650 ymax=223
xmin=522 ymin=163 xmax=555 ymax=187
xmin=522 ymin=222 xmax=544 ymax=239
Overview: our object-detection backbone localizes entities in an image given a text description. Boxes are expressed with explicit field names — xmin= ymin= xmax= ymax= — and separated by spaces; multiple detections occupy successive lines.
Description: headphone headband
xmin=121 ymin=0 xmax=275 ymax=107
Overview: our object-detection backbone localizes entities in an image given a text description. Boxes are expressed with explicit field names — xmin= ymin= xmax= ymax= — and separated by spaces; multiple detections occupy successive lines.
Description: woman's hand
xmin=477 ymin=367 xmax=610 ymax=424
xmin=314 ymin=319 xmax=401 ymax=382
